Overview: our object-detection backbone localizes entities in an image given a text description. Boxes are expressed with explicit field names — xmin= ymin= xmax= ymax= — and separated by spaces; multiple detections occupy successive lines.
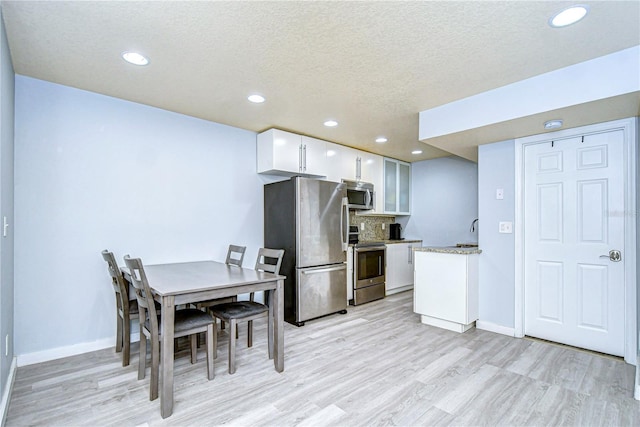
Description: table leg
xmin=274 ymin=279 xmax=284 ymax=372
xmin=161 ymin=295 xmax=175 ymax=418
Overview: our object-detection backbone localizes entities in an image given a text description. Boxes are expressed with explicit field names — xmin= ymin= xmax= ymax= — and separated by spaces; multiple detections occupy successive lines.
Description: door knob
xmin=600 ymin=250 xmax=622 ymax=262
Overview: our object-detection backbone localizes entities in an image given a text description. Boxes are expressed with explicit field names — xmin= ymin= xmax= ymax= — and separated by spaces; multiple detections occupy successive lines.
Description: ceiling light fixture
xmin=412 ymin=150 xmax=423 ymax=155
xmin=122 ymin=51 xmax=149 ymax=66
xmin=247 ymin=94 xmax=265 ymax=103
xmin=549 ymin=5 xmax=589 ymax=28
xmin=544 ymin=119 xmax=564 ymax=129
xmin=375 ymin=137 xmax=388 ymax=143
xmin=324 ymin=120 xmax=338 ymax=127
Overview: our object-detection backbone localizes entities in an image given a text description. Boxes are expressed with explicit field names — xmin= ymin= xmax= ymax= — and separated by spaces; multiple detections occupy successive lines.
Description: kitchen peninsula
xmin=413 ymin=246 xmax=481 ymax=333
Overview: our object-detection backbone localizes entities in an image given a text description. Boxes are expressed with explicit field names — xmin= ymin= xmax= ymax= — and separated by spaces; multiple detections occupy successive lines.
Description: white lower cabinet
xmin=414 ymin=250 xmax=479 ymax=333
xmin=385 ymin=241 xmax=421 ymax=295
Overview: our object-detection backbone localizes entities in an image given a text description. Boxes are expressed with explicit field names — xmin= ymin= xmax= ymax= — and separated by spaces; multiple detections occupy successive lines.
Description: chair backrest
xmin=102 ymin=250 xmax=128 ymax=312
xmin=225 ymin=244 xmax=246 ymax=267
xmin=123 ymin=255 xmax=159 ymax=335
xmin=254 ymin=248 xmax=285 ymax=275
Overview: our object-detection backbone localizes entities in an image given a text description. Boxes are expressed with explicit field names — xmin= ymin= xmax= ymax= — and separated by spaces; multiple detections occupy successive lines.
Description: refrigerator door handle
xmin=341 ymin=196 xmax=349 ymax=251
xmin=301 ymin=264 xmax=347 ymax=275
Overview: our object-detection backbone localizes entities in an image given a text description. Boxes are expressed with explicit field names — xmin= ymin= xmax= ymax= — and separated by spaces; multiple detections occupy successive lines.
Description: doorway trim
xmin=514 ymin=117 xmax=637 ymax=364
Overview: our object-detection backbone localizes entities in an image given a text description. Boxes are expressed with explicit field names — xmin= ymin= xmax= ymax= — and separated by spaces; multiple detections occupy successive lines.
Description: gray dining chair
xmin=209 ymin=247 xmax=284 ymax=374
xmin=196 ymin=244 xmax=246 ymax=334
xmin=124 ymin=255 xmax=215 ymax=401
xmin=102 ymin=250 xmax=139 ymax=367
xmin=225 ymin=244 xmax=246 ymax=267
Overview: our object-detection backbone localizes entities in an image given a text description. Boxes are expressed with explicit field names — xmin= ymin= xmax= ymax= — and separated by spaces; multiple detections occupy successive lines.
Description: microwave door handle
xmin=365 ymin=189 xmax=372 ymax=208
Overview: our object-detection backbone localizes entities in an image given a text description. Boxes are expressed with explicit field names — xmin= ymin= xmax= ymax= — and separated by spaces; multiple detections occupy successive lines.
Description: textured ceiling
xmin=1 ymin=1 xmax=639 ymax=162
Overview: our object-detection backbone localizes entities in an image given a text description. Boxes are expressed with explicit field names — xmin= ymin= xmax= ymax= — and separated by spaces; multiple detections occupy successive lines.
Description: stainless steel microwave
xmin=342 ymin=179 xmax=374 ymax=210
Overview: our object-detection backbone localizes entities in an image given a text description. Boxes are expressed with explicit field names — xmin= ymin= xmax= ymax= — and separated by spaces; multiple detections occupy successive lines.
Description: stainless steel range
xmin=352 ymin=241 xmax=386 ymax=305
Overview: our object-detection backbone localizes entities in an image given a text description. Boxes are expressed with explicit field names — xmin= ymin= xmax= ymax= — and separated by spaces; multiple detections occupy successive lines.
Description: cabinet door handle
xmin=356 ymin=157 xmax=361 ymax=180
xmin=408 ymin=245 xmax=412 ymax=264
xmin=303 ymin=144 xmax=307 ymax=172
xmin=299 ymin=144 xmax=303 ymax=172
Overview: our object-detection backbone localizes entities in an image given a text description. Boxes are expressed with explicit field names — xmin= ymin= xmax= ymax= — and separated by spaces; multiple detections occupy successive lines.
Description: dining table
xmin=122 ymin=260 xmax=285 ymax=418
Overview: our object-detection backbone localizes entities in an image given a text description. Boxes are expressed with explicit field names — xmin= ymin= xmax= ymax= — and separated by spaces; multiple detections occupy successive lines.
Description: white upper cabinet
xmin=325 ymin=143 xmax=359 ymax=183
xmin=300 ymin=135 xmax=328 ymax=177
xmin=360 ymin=152 xmax=384 ymax=213
xmin=384 ymin=158 xmax=411 ymax=215
xmin=257 ymin=129 xmax=327 ymax=177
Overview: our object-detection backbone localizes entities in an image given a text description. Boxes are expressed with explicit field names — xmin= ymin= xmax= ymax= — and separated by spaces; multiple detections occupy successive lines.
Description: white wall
xmin=477 ymin=140 xmax=515 ymax=330
xmin=0 ymin=6 xmax=15 ymax=403
xmin=402 ymin=156 xmax=478 ymax=246
xmin=14 ymin=76 xmax=268 ymax=361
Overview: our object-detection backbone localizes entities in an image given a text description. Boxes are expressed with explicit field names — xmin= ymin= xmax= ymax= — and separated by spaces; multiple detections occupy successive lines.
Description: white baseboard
xmin=1 ymin=357 xmax=17 ymax=427
xmin=475 ymin=320 xmax=516 ymax=337
xmin=16 ymin=332 xmax=140 ymax=367
xmin=386 ymin=285 xmax=413 ymax=296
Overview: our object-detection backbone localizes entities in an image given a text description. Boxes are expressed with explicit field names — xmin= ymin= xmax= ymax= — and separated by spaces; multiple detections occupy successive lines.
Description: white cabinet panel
xmin=257 ymin=129 xmax=326 ymax=177
xmin=414 ymin=251 xmax=479 ymax=333
xmin=360 ymin=152 xmax=383 ymax=213
xmin=386 ymin=242 xmax=421 ymax=294
xmin=325 ymin=143 xmax=359 ymax=183
xmin=300 ymin=136 xmax=328 ymax=177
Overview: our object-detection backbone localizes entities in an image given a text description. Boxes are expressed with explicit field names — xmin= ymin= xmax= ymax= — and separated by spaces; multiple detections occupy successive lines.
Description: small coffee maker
xmin=389 ymin=223 xmax=402 ymax=240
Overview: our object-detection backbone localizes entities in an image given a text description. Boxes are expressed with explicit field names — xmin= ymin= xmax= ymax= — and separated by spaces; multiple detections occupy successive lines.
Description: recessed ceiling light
xmin=375 ymin=137 xmax=388 ymax=143
xmin=412 ymin=150 xmax=423 ymax=155
xmin=248 ymin=94 xmax=265 ymax=103
xmin=122 ymin=51 xmax=149 ymax=66
xmin=549 ymin=5 xmax=589 ymax=28
xmin=544 ymin=119 xmax=564 ymax=129
xmin=324 ymin=120 xmax=338 ymax=127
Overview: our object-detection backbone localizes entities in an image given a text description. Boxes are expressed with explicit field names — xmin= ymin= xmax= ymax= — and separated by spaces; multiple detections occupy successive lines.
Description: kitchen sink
xmin=456 ymin=243 xmax=478 ymax=248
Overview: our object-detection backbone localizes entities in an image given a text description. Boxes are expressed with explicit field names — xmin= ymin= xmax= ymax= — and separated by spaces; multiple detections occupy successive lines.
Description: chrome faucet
xmin=470 ymin=218 xmax=479 ymax=232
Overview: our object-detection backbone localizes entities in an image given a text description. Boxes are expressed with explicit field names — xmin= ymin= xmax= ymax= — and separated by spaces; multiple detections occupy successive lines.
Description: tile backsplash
xmin=349 ymin=212 xmax=396 ymax=241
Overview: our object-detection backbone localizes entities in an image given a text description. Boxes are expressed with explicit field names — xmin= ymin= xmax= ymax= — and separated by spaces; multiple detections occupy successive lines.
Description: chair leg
xmin=150 ymin=337 xmax=159 ymax=401
xmin=116 ymin=314 xmax=123 ymax=353
xmin=213 ymin=318 xmax=219 ymax=360
xmin=190 ymin=334 xmax=197 ymax=364
xmin=122 ymin=315 xmax=131 ymax=367
xmin=248 ymin=320 xmax=253 ymax=347
xmin=268 ymin=296 xmax=274 ymax=359
xmin=138 ymin=327 xmax=147 ymax=380
xmin=207 ymin=323 xmax=215 ymax=380
xmin=229 ymin=319 xmax=237 ymax=374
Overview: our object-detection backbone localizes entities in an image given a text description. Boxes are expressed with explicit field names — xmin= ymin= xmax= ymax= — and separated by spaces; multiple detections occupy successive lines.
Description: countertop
xmin=350 ymin=239 xmax=423 ymax=247
xmin=414 ymin=246 xmax=482 ymax=255
xmin=380 ymin=239 xmax=423 ymax=244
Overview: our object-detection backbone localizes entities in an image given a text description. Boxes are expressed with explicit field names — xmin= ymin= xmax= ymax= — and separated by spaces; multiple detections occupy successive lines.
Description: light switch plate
xmin=496 ymin=188 xmax=504 ymax=200
xmin=499 ymin=221 xmax=513 ymax=233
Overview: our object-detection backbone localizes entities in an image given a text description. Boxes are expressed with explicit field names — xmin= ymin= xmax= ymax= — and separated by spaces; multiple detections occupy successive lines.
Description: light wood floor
xmin=6 ymin=291 xmax=640 ymax=426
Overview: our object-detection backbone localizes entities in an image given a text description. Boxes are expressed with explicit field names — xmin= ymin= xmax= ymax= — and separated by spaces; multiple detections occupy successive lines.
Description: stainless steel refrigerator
xmin=264 ymin=177 xmax=348 ymax=326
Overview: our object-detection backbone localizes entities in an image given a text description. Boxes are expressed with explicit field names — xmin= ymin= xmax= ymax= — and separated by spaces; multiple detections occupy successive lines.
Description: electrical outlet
xmin=499 ymin=221 xmax=513 ymax=233
xmin=360 ymin=222 xmax=365 ymax=231
xmin=381 ymin=223 xmax=385 ymax=230
xmin=496 ymin=188 xmax=504 ymax=200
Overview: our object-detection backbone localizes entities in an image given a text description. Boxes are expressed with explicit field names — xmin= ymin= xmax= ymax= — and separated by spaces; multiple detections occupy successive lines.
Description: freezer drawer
xmin=296 ymin=264 xmax=347 ymax=324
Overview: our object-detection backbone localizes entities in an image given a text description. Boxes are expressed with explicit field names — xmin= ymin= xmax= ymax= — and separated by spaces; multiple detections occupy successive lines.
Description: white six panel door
xmin=524 ymin=130 xmax=625 ymax=356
